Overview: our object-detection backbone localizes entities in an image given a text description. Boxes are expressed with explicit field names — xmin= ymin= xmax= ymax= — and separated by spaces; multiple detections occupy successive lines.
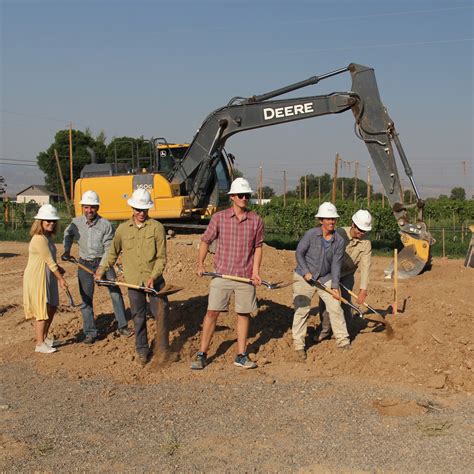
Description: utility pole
xmin=283 ymin=170 xmax=287 ymax=208
xmin=69 ymin=123 xmax=74 ymax=201
xmin=367 ymin=166 xmax=371 ymax=207
xmin=259 ymin=165 xmax=263 ymax=205
xmin=341 ymin=179 xmax=344 ymax=200
xmin=304 ymin=175 xmax=307 ymax=203
xmin=353 ymin=160 xmax=359 ymax=203
xmin=331 ymin=153 xmax=339 ymax=203
xmin=54 ymin=149 xmax=70 ymax=206
xmin=318 ymin=176 xmax=321 ymax=204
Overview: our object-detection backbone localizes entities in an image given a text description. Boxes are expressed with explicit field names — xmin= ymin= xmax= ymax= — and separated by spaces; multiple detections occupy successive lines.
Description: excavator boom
xmin=170 ymin=63 xmax=433 ymax=278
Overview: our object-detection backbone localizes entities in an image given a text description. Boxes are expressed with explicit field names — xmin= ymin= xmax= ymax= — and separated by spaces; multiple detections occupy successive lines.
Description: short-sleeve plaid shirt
xmin=202 ymin=207 xmax=264 ymax=278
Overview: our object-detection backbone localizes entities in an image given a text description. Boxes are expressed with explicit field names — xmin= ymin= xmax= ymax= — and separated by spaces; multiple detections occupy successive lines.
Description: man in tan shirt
xmin=318 ymin=209 xmax=372 ymax=342
xmin=96 ymin=188 xmax=175 ymax=367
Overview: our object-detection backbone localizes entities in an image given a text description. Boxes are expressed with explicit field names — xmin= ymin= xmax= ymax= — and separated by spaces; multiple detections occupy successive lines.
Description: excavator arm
xmin=170 ymin=63 xmax=433 ymax=278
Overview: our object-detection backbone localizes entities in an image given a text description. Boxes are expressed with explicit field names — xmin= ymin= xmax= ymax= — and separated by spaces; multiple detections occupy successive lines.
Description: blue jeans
xmin=127 ymin=278 xmax=169 ymax=355
xmin=78 ymin=259 xmax=128 ymax=338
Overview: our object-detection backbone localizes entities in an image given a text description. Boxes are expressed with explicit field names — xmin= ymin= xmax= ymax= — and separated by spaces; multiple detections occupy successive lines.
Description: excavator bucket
xmin=384 ymin=232 xmax=432 ymax=279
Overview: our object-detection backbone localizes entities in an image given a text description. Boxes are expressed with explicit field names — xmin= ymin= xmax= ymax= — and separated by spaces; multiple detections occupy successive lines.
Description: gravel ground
xmin=1 ymin=361 xmax=473 ymax=473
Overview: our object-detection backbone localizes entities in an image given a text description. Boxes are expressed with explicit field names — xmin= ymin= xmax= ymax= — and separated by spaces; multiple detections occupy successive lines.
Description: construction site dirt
xmin=1 ymin=237 xmax=473 ymax=472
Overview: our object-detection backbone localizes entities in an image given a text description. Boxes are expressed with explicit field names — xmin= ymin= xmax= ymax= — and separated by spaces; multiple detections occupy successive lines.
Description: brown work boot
xmin=136 ymin=351 xmax=148 ymax=366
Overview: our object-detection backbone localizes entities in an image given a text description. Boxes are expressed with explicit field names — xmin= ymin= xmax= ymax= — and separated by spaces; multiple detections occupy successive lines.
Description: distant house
xmin=250 ymin=198 xmax=271 ymax=205
xmin=16 ymin=185 xmax=63 ymax=205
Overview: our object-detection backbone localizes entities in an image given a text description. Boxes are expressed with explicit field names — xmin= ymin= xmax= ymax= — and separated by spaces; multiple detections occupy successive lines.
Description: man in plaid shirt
xmin=191 ymin=178 xmax=264 ymax=370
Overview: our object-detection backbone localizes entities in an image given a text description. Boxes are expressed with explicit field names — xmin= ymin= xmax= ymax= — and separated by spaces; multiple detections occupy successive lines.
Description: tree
xmin=36 ymin=129 xmax=102 ymax=196
xmin=450 ymin=187 xmax=466 ymax=201
xmin=0 ymin=176 xmax=6 ymax=195
xmin=294 ymin=173 xmax=368 ymax=201
xmin=294 ymin=173 xmax=332 ymax=198
xmin=261 ymin=186 xmax=275 ymax=198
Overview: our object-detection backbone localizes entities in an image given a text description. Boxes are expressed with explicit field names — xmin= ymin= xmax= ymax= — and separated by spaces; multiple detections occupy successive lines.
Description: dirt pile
xmin=0 ymin=237 xmax=472 ymax=392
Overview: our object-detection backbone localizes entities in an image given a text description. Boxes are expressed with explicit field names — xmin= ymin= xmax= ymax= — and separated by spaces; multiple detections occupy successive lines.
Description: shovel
xmin=63 ymin=256 xmax=95 ymax=275
xmin=310 ymin=279 xmax=364 ymax=316
xmin=65 ymin=288 xmax=81 ymax=308
xmin=202 ymin=271 xmax=291 ymax=289
xmin=95 ymin=279 xmax=183 ymax=297
xmin=65 ymin=257 xmax=182 ymax=297
xmin=312 ymin=279 xmax=393 ymax=336
xmin=339 ymin=282 xmax=394 ymax=335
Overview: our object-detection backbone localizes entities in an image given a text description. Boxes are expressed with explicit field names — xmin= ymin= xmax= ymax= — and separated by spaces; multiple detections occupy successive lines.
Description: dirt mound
xmin=0 ymin=238 xmax=472 ymax=393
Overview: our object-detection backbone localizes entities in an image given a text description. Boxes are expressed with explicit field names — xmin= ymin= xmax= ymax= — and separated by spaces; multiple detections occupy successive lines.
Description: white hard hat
xmin=352 ymin=209 xmax=372 ymax=231
xmin=80 ymin=190 xmax=100 ymax=206
xmin=315 ymin=202 xmax=339 ymax=218
xmin=127 ymin=188 xmax=154 ymax=209
xmin=34 ymin=204 xmax=60 ymax=221
xmin=227 ymin=177 xmax=253 ymax=195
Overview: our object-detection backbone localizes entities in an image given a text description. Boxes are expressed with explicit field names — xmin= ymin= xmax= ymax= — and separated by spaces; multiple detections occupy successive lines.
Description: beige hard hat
xmin=227 ymin=177 xmax=253 ymax=195
xmin=127 ymin=188 xmax=154 ymax=209
xmin=315 ymin=202 xmax=339 ymax=218
xmin=34 ymin=204 xmax=60 ymax=221
xmin=352 ymin=209 xmax=372 ymax=231
xmin=80 ymin=190 xmax=100 ymax=206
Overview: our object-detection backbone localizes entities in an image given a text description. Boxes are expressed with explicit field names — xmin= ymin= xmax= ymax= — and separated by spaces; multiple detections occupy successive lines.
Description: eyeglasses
xmin=133 ymin=208 xmax=148 ymax=214
xmin=354 ymin=224 xmax=367 ymax=233
xmin=235 ymin=193 xmax=251 ymax=200
xmin=44 ymin=220 xmax=57 ymax=224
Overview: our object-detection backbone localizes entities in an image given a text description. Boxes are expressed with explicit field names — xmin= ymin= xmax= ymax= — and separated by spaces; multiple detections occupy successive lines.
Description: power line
xmin=274 ymin=38 xmax=472 ymax=56
xmin=0 ymin=157 xmax=37 ymax=163
xmin=0 ymin=162 xmax=40 ymax=167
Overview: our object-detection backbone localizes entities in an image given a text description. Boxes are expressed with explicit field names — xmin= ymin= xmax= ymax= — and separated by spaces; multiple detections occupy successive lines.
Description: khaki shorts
xmin=208 ymin=277 xmax=258 ymax=314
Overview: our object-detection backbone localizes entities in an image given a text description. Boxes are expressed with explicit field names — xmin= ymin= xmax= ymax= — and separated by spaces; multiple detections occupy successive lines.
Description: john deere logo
xmin=263 ymin=102 xmax=314 ymax=120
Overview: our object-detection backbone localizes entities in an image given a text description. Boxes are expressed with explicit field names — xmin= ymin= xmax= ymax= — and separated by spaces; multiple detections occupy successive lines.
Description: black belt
xmin=79 ymin=257 xmax=101 ymax=263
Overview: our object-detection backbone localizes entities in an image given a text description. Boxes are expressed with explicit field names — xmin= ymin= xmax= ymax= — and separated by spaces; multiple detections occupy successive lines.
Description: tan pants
xmin=319 ymin=274 xmax=354 ymax=338
xmin=292 ymin=272 xmax=349 ymax=350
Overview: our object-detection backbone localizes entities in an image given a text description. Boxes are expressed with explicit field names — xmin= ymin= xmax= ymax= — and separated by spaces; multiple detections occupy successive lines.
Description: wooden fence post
xmin=392 ymin=249 xmax=398 ymax=315
xmin=442 ymin=228 xmax=446 ymax=257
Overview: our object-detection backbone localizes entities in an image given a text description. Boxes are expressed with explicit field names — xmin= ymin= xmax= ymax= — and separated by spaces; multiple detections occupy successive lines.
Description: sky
xmin=1 ymin=0 xmax=473 ymax=197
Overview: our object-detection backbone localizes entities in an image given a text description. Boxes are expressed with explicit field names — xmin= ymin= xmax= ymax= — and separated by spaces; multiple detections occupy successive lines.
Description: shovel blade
xmin=154 ymin=284 xmax=183 ymax=297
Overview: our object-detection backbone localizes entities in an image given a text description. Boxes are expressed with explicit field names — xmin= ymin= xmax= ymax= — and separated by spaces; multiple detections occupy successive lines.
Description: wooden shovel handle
xmin=220 ymin=274 xmax=253 ymax=284
xmin=202 ymin=272 xmax=253 ymax=284
xmin=340 ymin=285 xmax=393 ymax=333
xmin=343 ymin=287 xmax=384 ymax=317
xmin=75 ymin=261 xmax=95 ymax=275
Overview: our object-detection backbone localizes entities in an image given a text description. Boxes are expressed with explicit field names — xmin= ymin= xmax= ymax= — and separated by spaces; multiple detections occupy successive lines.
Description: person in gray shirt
xmin=62 ymin=190 xmax=132 ymax=344
xmin=292 ymin=202 xmax=350 ymax=360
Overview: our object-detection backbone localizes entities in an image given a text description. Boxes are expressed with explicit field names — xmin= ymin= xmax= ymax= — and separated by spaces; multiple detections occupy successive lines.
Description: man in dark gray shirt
xmin=62 ymin=190 xmax=132 ymax=344
xmin=292 ymin=202 xmax=350 ymax=360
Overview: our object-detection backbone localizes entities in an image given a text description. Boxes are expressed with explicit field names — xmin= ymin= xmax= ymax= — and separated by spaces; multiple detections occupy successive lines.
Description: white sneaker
xmin=44 ymin=337 xmax=59 ymax=348
xmin=35 ymin=342 xmax=57 ymax=354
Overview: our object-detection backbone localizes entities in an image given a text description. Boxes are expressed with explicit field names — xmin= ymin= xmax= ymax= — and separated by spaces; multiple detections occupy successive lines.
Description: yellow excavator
xmin=74 ymin=63 xmax=434 ymax=278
